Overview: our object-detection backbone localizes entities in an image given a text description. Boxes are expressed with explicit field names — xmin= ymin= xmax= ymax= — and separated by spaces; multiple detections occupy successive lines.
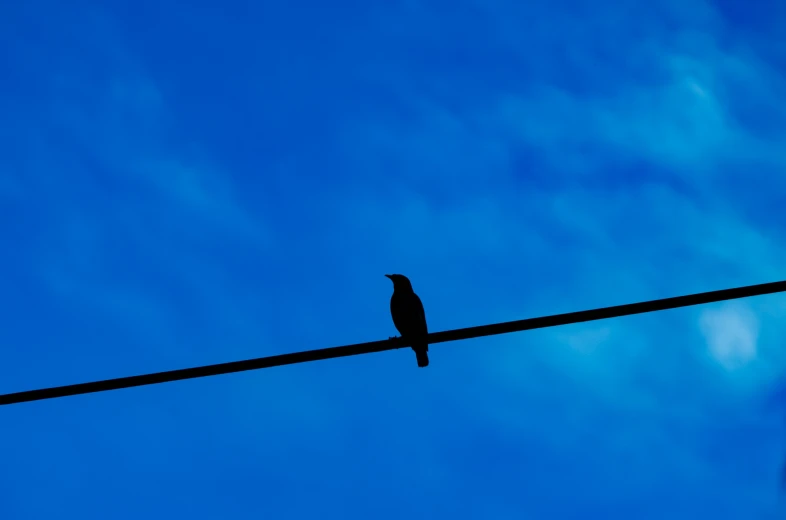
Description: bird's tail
xmin=413 ymin=344 xmax=429 ymax=368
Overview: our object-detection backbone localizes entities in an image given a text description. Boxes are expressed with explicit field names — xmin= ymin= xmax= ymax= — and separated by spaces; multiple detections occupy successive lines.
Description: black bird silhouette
xmin=385 ymin=274 xmax=429 ymax=367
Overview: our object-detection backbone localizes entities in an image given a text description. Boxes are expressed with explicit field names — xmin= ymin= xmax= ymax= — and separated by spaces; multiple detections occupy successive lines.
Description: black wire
xmin=2 ymin=279 xmax=785 ymax=407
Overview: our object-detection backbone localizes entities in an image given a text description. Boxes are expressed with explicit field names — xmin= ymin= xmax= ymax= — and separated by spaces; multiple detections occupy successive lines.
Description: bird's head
xmin=385 ymin=273 xmax=413 ymax=291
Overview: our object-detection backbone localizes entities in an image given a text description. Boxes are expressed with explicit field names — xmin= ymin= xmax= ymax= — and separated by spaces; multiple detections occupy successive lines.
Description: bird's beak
xmin=384 ymin=274 xmax=392 ymax=280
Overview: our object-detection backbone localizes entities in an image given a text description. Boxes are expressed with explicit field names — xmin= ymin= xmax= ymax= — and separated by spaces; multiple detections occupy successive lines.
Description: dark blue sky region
xmin=2 ymin=0 xmax=786 ymax=518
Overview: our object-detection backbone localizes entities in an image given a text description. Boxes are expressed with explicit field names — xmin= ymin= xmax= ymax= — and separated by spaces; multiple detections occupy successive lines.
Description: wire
xmin=2 ymin=279 xmax=785 ymax=407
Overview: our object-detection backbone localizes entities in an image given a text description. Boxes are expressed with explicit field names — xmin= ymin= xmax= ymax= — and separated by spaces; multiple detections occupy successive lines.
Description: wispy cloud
xmin=700 ymin=302 xmax=760 ymax=371
xmin=493 ymin=49 xmax=785 ymax=176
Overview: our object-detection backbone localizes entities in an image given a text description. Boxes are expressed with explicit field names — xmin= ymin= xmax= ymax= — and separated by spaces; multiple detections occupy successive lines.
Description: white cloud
xmin=700 ymin=302 xmax=760 ymax=371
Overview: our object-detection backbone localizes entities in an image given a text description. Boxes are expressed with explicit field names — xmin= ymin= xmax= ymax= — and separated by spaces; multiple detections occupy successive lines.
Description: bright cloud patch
xmin=699 ymin=302 xmax=760 ymax=371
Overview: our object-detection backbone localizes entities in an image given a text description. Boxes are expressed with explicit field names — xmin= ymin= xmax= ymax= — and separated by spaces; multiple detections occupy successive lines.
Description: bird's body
xmin=385 ymin=274 xmax=429 ymax=367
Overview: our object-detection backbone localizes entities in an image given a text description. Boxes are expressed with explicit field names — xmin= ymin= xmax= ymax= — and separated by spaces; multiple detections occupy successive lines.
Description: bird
xmin=385 ymin=274 xmax=429 ymax=367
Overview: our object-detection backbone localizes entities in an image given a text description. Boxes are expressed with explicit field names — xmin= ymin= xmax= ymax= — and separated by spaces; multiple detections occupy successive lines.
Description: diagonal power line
xmin=2 ymin=279 xmax=785 ymax=407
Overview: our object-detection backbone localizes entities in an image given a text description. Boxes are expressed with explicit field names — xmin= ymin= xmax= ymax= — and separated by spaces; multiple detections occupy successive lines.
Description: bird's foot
xmin=388 ymin=335 xmax=399 ymax=340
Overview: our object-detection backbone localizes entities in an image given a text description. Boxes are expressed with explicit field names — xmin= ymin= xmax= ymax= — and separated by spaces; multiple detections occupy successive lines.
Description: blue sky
xmin=2 ymin=0 xmax=786 ymax=517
